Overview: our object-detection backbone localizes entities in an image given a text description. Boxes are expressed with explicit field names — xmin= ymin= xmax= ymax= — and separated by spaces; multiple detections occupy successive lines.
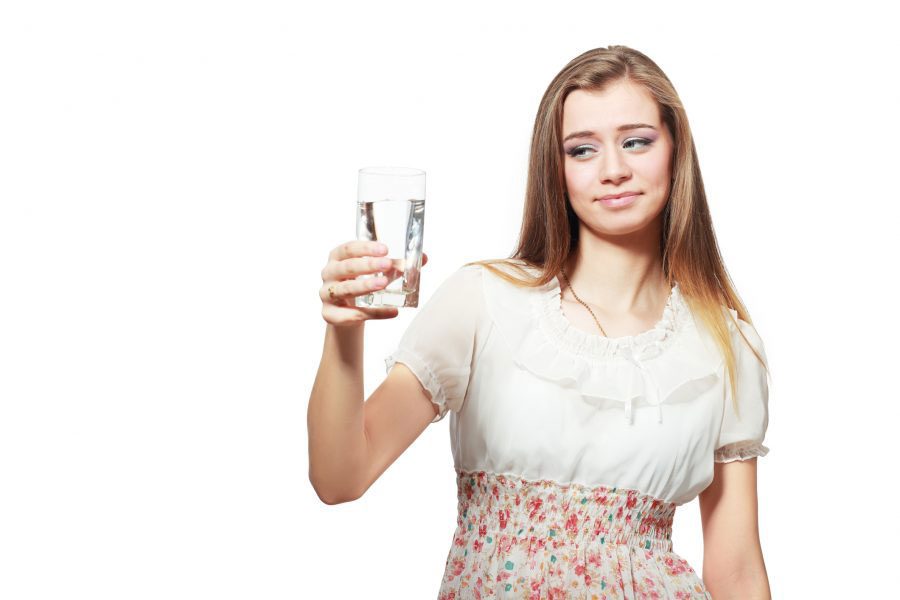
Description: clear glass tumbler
xmin=354 ymin=166 xmax=425 ymax=308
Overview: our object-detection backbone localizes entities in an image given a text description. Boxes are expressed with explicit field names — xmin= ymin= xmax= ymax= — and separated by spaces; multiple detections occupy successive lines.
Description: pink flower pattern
xmin=437 ymin=470 xmax=711 ymax=599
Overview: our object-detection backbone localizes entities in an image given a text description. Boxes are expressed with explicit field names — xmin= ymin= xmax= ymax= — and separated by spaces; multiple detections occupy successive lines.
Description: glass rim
xmin=358 ymin=166 xmax=425 ymax=177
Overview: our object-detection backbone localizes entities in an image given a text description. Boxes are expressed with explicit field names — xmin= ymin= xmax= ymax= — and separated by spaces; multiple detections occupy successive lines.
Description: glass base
xmin=354 ymin=288 xmax=418 ymax=308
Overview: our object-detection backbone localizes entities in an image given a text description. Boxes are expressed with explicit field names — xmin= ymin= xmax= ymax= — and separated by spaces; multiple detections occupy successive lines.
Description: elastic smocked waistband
xmin=454 ymin=470 xmax=675 ymax=553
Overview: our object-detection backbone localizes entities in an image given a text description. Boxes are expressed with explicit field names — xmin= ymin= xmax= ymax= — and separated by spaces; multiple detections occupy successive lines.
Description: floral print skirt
xmin=437 ymin=470 xmax=711 ymax=599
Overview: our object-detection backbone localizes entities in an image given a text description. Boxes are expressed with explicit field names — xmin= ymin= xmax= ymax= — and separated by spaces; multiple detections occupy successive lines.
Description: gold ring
xmin=328 ymin=285 xmax=337 ymax=300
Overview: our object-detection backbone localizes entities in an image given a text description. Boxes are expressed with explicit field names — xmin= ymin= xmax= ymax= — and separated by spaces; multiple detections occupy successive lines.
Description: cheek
xmin=564 ymin=164 xmax=595 ymax=196
xmin=634 ymin=153 xmax=670 ymax=185
xmin=645 ymin=144 xmax=674 ymax=182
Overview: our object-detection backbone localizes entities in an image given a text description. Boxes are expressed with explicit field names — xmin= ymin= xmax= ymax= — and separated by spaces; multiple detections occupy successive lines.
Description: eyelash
xmin=566 ymin=138 xmax=652 ymax=158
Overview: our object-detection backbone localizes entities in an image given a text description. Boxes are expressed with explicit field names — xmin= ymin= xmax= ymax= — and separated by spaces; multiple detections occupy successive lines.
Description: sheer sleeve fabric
xmin=384 ymin=265 xmax=485 ymax=423
xmin=714 ymin=315 xmax=771 ymax=463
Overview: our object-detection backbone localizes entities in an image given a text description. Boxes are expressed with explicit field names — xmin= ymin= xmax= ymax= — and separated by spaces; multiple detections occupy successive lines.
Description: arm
xmin=698 ymin=458 xmax=771 ymax=600
xmin=307 ymin=322 xmax=369 ymax=505
xmin=309 ymin=264 xmax=482 ymax=504
xmin=307 ymin=323 xmax=439 ymax=504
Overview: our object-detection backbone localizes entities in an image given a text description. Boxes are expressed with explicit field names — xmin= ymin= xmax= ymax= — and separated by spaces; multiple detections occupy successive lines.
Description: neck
xmin=563 ymin=223 xmax=669 ymax=313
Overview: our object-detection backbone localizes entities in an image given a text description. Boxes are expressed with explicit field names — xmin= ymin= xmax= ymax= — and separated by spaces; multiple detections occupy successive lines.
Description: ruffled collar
xmin=480 ymin=262 xmax=722 ymax=425
xmin=537 ymin=274 xmax=685 ymax=361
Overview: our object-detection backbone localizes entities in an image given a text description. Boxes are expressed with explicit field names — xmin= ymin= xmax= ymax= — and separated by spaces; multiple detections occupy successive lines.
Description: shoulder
xmin=419 ymin=263 xmax=492 ymax=322
xmin=442 ymin=259 xmax=527 ymax=290
xmin=720 ymin=305 xmax=765 ymax=352
xmin=717 ymin=306 xmax=769 ymax=382
xmin=460 ymin=258 xmax=547 ymax=287
xmin=435 ymin=262 xmax=486 ymax=294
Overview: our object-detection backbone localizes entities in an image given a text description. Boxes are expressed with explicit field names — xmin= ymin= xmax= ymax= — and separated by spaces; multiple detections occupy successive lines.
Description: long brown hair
xmin=463 ymin=45 xmax=767 ymax=416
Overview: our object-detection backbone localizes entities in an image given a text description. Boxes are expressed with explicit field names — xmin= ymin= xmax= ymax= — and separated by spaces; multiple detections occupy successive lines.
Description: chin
xmin=583 ymin=211 xmax=662 ymax=236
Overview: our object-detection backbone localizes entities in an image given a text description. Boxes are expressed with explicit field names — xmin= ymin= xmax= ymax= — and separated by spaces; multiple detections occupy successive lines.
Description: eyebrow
xmin=562 ymin=123 xmax=657 ymax=143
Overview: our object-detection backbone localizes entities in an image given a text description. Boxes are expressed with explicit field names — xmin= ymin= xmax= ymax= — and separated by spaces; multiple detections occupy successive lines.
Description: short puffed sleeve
xmin=714 ymin=314 xmax=771 ymax=463
xmin=384 ymin=265 xmax=486 ymax=423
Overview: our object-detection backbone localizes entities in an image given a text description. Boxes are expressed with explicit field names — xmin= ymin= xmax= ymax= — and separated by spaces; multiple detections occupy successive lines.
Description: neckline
xmin=535 ymin=275 xmax=686 ymax=359
xmin=555 ymin=275 xmax=678 ymax=341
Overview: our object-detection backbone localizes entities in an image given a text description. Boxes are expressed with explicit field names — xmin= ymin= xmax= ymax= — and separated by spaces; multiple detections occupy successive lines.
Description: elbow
xmin=309 ymin=474 xmax=362 ymax=506
xmin=312 ymin=485 xmax=360 ymax=506
xmin=317 ymin=491 xmax=360 ymax=506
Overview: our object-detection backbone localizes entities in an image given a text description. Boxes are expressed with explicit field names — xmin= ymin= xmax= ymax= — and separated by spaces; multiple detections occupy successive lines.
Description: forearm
xmin=307 ymin=322 xmax=369 ymax=504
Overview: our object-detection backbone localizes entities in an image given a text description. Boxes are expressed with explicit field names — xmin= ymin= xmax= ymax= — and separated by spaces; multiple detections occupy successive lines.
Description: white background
xmin=1 ymin=1 xmax=897 ymax=598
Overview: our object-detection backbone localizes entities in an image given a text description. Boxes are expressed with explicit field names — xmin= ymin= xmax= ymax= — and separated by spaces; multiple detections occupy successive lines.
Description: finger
xmin=321 ymin=256 xmax=394 ymax=282
xmin=321 ymin=274 xmax=388 ymax=303
xmin=336 ymin=255 xmax=394 ymax=281
xmin=323 ymin=303 xmax=399 ymax=323
xmin=328 ymin=300 xmax=399 ymax=319
xmin=331 ymin=240 xmax=388 ymax=262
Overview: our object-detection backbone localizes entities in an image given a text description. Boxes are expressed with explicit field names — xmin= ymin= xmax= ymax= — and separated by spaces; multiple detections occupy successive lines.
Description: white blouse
xmin=384 ymin=261 xmax=770 ymax=506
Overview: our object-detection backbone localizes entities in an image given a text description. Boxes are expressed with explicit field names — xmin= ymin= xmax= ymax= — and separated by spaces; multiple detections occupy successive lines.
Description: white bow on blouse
xmin=618 ymin=344 xmax=665 ymax=425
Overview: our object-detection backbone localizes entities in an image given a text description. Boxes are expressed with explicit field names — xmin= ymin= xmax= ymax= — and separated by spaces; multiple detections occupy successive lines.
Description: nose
xmin=599 ymin=148 xmax=631 ymax=184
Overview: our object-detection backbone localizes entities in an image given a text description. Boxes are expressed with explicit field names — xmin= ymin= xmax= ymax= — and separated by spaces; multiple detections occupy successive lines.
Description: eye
xmin=623 ymin=137 xmax=652 ymax=150
xmin=565 ymin=138 xmax=653 ymax=159
xmin=567 ymin=145 xmax=594 ymax=158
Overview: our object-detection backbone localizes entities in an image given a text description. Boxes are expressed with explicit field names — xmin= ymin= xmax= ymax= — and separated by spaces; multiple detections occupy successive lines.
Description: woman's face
xmin=561 ymin=81 xmax=674 ymax=237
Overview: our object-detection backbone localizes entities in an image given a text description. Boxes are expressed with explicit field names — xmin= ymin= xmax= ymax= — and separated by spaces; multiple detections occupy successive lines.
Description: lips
xmin=597 ymin=192 xmax=641 ymax=208
xmin=597 ymin=191 xmax=641 ymax=201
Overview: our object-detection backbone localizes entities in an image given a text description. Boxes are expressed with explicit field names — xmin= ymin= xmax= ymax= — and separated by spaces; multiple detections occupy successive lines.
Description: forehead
xmin=562 ymin=83 xmax=660 ymax=132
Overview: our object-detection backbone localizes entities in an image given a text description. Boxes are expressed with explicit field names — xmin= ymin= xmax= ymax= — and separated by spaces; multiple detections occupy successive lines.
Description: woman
xmin=310 ymin=45 xmax=772 ymax=599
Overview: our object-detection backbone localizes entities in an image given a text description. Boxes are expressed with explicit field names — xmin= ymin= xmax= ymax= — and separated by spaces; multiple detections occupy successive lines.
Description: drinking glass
xmin=354 ymin=166 xmax=426 ymax=308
